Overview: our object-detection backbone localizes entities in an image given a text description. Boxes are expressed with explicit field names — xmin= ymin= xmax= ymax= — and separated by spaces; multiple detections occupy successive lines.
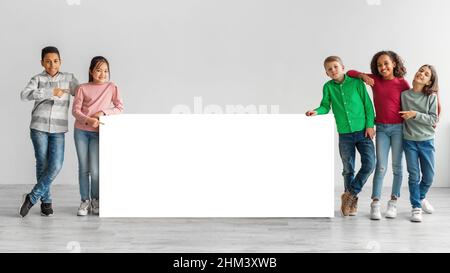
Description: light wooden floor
xmin=1 ymin=184 xmax=449 ymax=253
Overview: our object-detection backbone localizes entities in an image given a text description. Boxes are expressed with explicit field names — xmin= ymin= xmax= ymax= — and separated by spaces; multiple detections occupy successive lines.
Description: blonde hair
xmin=323 ymin=56 xmax=343 ymax=67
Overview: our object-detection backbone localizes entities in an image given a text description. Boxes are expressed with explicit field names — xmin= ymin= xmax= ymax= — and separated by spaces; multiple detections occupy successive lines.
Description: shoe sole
xmin=40 ymin=212 xmax=53 ymax=217
xmin=370 ymin=213 xmax=381 ymax=220
xmin=77 ymin=211 xmax=89 ymax=216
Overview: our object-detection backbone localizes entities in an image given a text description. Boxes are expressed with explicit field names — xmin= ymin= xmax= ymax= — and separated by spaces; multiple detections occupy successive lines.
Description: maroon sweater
xmin=347 ymin=70 xmax=410 ymax=124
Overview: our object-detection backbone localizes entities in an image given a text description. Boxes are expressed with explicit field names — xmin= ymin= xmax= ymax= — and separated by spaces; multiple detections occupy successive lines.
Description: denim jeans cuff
xmin=28 ymin=193 xmax=38 ymax=205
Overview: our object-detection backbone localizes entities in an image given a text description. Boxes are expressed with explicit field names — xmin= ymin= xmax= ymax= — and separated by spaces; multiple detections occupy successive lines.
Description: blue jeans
xmin=403 ymin=139 xmax=435 ymax=209
xmin=372 ymin=123 xmax=403 ymax=200
xmin=74 ymin=128 xmax=100 ymax=201
xmin=29 ymin=129 xmax=65 ymax=204
xmin=338 ymin=130 xmax=376 ymax=196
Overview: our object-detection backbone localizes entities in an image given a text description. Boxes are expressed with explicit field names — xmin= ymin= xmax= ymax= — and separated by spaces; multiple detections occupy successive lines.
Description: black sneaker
xmin=40 ymin=202 xmax=53 ymax=217
xmin=19 ymin=194 xmax=34 ymax=218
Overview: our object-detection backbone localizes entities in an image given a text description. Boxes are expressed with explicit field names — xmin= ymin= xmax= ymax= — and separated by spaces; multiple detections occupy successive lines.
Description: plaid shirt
xmin=21 ymin=71 xmax=79 ymax=133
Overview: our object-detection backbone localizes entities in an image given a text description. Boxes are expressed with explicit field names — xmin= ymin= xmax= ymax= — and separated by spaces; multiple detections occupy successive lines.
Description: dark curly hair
xmin=370 ymin=50 xmax=406 ymax=78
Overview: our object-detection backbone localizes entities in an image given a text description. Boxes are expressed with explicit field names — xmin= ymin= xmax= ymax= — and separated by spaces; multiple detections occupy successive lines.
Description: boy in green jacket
xmin=306 ymin=56 xmax=376 ymax=217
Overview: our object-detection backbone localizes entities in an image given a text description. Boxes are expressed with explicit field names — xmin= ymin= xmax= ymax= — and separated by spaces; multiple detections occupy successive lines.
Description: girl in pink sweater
xmin=72 ymin=56 xmax=123 ymax=216
xmin=347 ymin=51 xmax=410 ymax=220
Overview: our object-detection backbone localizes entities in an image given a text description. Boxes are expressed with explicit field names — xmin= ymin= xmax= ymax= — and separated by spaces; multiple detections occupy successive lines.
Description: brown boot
xmin=341 ymin=192 xmax=354 ymax=216
xmin=349 ymin=196 xmax=358 ymax=216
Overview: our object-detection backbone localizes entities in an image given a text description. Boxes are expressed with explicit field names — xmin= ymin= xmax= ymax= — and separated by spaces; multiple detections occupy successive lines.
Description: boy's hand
xmin=86 ymin=117 xmax=100 ymax=128
xmin=360 ymin=74 xmax=375 ymax=87
xmin=365 ymin=128 xmax=375 ymax=139
xmin=53 ymin=88 xmax=65 ymax=98
xmin=305 ymin=110 xmax=317 ymax=116
xmin=399 ymin=111 xmax=416 ymax=120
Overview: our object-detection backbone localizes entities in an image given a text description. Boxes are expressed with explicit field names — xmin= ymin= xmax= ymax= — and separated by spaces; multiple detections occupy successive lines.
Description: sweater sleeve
xmin=401 ymin=78 xmax=411 ymax=91
xmin=72 ymin=86 xmax=90 ymax=124
xmin=20 ymin=75 xmax=54 ymax=101
xmin=414 ymin=94 xmax=438 ymax=126
xmin=102 ymin=84 xmax=124 ymax=115
xmin=314 ymin=85 xmax=331 ymax=115
xmin=347 ymin=70 xmax=362 ymax=78
xmin=357 ymin=80 xmax=375 ymax=128
xmin=69 ymin=74 xmax=80 ymax=96
xmin=347 ymin=70 xmax=376 ymax=82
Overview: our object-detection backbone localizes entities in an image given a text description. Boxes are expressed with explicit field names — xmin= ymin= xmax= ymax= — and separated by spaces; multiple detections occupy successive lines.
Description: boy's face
xmin=325 ymin=61 xmax=344 ymax=81
xmin=41 ymin=53 xmax=61 ymax=77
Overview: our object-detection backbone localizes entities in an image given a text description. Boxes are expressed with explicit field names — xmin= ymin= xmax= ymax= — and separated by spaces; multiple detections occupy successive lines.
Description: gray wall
xmin=1 ymin=0 xmax=449 ymax=187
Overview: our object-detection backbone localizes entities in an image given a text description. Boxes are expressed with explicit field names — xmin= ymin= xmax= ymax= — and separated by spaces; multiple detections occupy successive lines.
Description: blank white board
xmin=100 ymin=114 xmax=334 ymax=217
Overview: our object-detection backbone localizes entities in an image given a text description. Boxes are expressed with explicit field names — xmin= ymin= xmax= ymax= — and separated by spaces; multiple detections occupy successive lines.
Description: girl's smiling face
xmin=90 ymin=62 xmax=109 ymax=83
xmin=377 ymin=54 xmax=396 ymax=79
xmin=414 ymin=66 xmax=432 ymax=86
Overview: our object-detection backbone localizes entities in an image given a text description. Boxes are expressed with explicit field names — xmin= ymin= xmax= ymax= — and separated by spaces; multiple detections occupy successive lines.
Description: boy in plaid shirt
xmin=19 ymin=46 xmax=79 ymax=217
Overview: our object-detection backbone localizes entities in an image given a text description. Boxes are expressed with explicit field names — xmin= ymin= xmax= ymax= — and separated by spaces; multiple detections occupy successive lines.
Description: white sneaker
xmin=421 ymin=199 xmax=434 ymax=214
xmin=77 ymin=200 xmax=90 ymax=216
xmin=370 ymin=201 xmax=381 ymax=220
xmin=91 ymin=199 xmax=99 ymax=215
xmin=385 ymin=200 xmax=397 ymax=219
xmin=411 ymin=208 xmax=422 ymax=222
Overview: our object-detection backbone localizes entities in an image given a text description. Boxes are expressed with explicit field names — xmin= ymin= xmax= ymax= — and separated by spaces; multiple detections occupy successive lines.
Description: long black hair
xmin=89 ymin=56 xmax=110 ymax=82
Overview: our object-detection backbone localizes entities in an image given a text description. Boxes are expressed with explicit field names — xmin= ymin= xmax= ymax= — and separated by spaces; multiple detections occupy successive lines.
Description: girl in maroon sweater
xmin=347 ymin=51 xmax=409 ymax=220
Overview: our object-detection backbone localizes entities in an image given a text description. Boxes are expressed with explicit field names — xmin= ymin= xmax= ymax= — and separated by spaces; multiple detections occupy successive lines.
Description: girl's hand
xmin=305 ymin=110 xmax=317 ymax=116
xmin=93 ymin=111 xmax=105 ymax=119
xmin=399 ymin=111 xmax=417 ymax=120
xmin=360 ymin=74 xmax=375 ymax=87
xmin=86 ymin=117 xmax=100 ymax=128
xmin=365 ymin=128 xmax=375 ymax=139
